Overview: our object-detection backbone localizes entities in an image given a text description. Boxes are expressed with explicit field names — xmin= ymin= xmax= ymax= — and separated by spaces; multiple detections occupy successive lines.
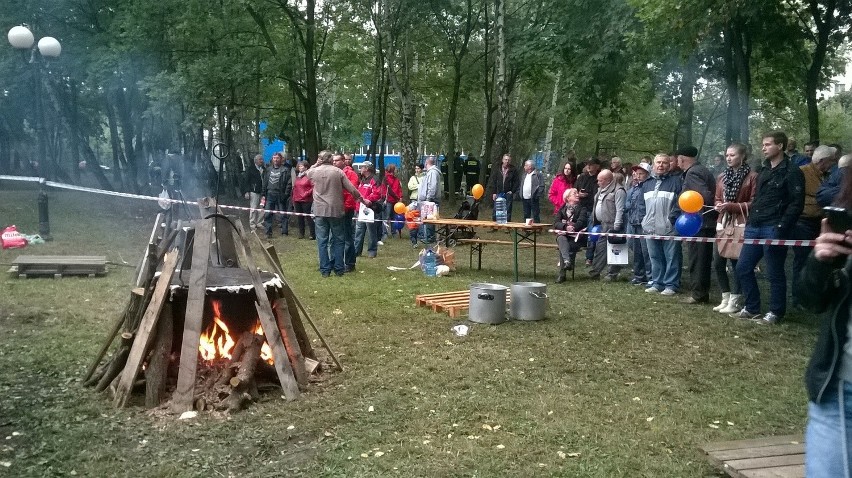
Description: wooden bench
xmin=10 ymin=255 xmax=107 ymax=278
xmin=456 ymin=238 xmax=558 ymax=270
xmin=700 ymin=435 xmax=804 ymax=478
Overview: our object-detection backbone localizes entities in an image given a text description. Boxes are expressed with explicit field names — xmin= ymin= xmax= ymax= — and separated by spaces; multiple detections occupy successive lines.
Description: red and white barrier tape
xmin=0 ymin=174 xmax=816 ymax=246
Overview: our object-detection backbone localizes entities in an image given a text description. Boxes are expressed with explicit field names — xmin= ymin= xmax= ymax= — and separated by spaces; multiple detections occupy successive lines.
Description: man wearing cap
xmin=308 ymin=150 xmax=371 ymax=277
xmin=354 ymin=161 xmax=385 ymax=258
xmin=625 ymin=162 xmax=652 ymax=284
xmin=791 ymin=145 xmax=837 ymax=307
xmin=575 ymin=158 xmax=601 ymax=265
xmin=678 ymin=146 xmax=718 ymax=304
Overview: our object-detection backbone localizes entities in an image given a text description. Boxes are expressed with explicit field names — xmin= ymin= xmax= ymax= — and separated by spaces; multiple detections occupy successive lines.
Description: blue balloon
xmin=588 ymin=224 xmax=603 ymax=243
xmin=675 ymin=213 xmax=702 ymax=237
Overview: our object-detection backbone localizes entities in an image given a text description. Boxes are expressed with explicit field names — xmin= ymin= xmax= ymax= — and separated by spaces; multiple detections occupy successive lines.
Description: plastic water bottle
xmin=424 ymin=248 xmax=437 ymax=277
xmin=495 ymin=195 xmax=508 ymax=224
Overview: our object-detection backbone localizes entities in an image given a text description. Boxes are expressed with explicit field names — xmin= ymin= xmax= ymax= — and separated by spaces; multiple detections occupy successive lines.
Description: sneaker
xmin=756 ymin=312 xmax=782 ymax=325
xmin=602 ymin=274 xmax=617 ymax=283
xmin=645 ymin=287 xmax=660 ymax=293
xmin=585 ymin=259 xmax=593 ymax=267
xmin=660 ymin=288 xmax=676 ymax=296
xmin=344 ymin=265 xmax=355 ymax=273
xmin=629 ymin=278 xmax=643 ymax=285
xmin=321 ymin=272 xmax=330 ymax=278
xmin=377 ymin=241 xmax=385 ymax=246
xmin=729 ymin=309 xmax=760 ymax=320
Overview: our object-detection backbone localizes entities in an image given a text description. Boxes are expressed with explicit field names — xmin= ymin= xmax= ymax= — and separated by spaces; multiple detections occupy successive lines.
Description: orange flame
xmin=198 ymin=300 xmax=274 ymax=364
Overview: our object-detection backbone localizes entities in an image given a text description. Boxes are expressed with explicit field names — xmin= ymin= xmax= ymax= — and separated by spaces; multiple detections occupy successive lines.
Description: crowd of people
xmin=246 ymin=151 xmax=443 ymax=277
xmin=549 ymin=131 xmax=850 ymax=328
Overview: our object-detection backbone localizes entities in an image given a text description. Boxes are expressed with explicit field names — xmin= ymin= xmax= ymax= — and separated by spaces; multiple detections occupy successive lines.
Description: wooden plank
xmin=145 ymin=302 xmax=173 ymax=408
xmin=13 ymin=255 xmax=107 ymax=264
xmin=272 ymin=296 xmax=308 ymax=386
xmin=135 ymin=213 xmax=164 ymax=287
xmin=171 ymin=220 xmax=214 ymax=413
xmin=709 ymin=444 xmax=805 ymax=462
xmin=234 ymin=222 xmax=300 ymax=400
xmin=113 ymin=250 xmax=179 ymax=408
xmin=702 ymin=436 xmax=803 ymax=453
xmin=257 ymin=237 xmax=338 ymax=370
xmin=740 ymin=465 xmax=805 ymax=478
xmin=726 ymin=454 xmax=804 ymax=471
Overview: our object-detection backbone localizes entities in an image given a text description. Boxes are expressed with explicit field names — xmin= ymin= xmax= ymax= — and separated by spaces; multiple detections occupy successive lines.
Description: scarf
xmin=564 ymin=203 xmax=578 ymax=222
xmin=722 ymin=164 xmax=750 ymax=202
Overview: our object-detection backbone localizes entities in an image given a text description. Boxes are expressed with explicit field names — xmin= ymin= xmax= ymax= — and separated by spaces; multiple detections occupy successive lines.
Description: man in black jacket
xmin=244 ymin=154 xmax=265 ymax=229
xmin=731 ymin=131 xmax=805 ymax=324
xmin=490 ymin=154 xmax=520 ymax=222
xmin=574 ymin=158 xmax=601 ymax=265
xmin=261 ymin=152 xmax=293 ymax=238
xmin=678 ymin=146 xmax=718 ymax=304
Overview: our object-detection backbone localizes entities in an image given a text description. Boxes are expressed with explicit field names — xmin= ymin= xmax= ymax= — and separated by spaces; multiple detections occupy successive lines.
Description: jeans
xmin=342 ymin=209 xmax=356 ymax=268
xmin=791 ymin=218 xmax=821 ymax=305
xmin=293 ymin=201 xmax=315 ymax=238
xmin=522 ymin=196 xmax=541 ymax=223
xmin=314 ymin=216 xmax=345 ymax=275
xmin=646 ymin=237 xmax=682 ymax=291
xmin=264 ymin=194 xmax=290 ymax=235
xmin=713 ymin=246 xmax=739 ymax=294
xmin=686 ymin=229 xmax=714 ymax=300
xmin=735 ymin=225 xmax=788 ymax=316
xmin=354 ymin=217 xmax=380 ymax=257
xmin=591 ymin=222 xmax=621 ymax=278
xmin=806 ymin=380 xmax=852 ymax=478
xmin=629 ymin=224 xmax=651 ymax=281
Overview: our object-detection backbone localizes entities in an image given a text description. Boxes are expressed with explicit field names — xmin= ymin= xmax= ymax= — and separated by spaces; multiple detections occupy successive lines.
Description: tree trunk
xmin=542 ymin=71 xmax=561 ymax=174
xmin=805 ymin=0 xmax=836 ymax=142
xmin=494 ymin=0 xmax=510 ymax=161
xmin=115 ymin=87 xmax=139 ymax=193
xmin=104 ymin=97 xmax=126 ymax=190
xmin=302 ymin=0 xmax=321 ymax=164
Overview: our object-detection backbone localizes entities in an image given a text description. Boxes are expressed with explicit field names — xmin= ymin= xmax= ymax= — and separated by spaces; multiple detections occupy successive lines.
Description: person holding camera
xmin=801 ymin=169 xmax=852 ymax=477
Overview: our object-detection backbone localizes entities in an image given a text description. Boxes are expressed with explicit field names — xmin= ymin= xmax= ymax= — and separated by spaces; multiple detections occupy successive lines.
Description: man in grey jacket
xmin=642 ymin=154 xmax=683 ymax=295
xmin=589 ymin=169 xmax=626 ymax=281
xmin=519 ymin=160 xmax=544 ymax=223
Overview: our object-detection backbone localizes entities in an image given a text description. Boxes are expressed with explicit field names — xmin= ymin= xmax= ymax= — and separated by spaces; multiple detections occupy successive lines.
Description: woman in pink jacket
xmin=292 ymin=160 xmax=315 ymax=239
xmin=548 ymin=161 xmax=575 ymax=214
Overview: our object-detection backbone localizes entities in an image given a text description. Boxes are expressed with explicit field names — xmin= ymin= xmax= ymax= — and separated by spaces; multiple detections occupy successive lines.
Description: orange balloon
xmin=471 ymin=183 xmax=484 ymax=200
xmin=394 ymin=202 xmax=407 ymax=215
xmin=678 ymin=190 xmax=703 ymax=214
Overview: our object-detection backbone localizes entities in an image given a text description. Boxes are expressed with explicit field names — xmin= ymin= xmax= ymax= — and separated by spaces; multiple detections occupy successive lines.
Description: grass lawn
xmin=0 ymin=183 xmax=816 ymax=477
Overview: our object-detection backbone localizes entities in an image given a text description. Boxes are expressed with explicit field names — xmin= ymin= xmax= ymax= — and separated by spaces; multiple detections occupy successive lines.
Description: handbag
xmin=716 ymin=204 xmax=746 ymax=259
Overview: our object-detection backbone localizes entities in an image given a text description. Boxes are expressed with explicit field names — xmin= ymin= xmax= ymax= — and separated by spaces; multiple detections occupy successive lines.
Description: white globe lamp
xmin=37 ymin=37 xmax=61 ymax=57
xmin=7 ymin=25 xmax=34 ymax=50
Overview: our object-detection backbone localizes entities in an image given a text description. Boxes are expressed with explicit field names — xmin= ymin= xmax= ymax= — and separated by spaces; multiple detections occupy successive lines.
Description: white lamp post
xmin=8 ymin=24 xmax=60 ymax=240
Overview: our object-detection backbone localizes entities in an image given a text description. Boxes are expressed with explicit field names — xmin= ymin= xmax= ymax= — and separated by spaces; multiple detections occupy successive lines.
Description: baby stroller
xmin=444 ymin=198 xmax=480 ymax=246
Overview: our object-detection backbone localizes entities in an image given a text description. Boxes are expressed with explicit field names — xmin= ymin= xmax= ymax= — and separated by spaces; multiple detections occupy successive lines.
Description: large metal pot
xmin=468 ymin=283 xmax=507 ymax=324
xmin=509 ymin=282 xmax=548 ymax=321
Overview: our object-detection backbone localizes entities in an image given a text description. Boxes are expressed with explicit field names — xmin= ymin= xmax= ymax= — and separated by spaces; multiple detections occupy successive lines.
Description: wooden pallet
xmin=700 ymin=435 xmax=804 ymax=478
xmin=9 ymin=255 xmax=107 ymax=278
xmin=415 ymin=289 xmax=511 ymax=318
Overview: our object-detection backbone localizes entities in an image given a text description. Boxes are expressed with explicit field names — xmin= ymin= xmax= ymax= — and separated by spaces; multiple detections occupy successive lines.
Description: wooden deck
xmin=700 ymin=435 xmax=804 ymax=478
xmin=9 ymin=255 xmax=107 ymax=278
xmin=415 ymin=289 xmax=512 ymax=318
